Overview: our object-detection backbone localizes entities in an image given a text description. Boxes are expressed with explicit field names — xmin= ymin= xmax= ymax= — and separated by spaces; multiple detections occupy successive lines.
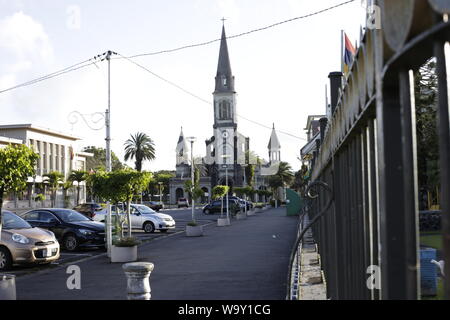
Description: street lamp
xmin=158 ymin=182 xmax=163 ymax=204
xmin=186 ymin=137 xmax=196 ymax=223
xmin=221 ymin=154 xmax=231 ymax=221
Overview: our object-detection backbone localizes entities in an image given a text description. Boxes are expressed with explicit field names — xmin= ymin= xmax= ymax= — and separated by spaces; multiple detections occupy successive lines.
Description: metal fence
xmin=298 ymin=1 xmax=450 ymax=300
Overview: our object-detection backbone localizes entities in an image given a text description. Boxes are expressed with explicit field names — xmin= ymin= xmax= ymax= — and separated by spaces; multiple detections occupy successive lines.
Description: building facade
xmin=0 ymin=124 xmax=93 ymax=210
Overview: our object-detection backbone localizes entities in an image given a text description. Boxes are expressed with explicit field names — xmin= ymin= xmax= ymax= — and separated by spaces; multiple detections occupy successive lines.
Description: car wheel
xmin=0 ymin=247 xmax=12 ymax=271
xmin=64 ymin=234 xmax=79 ymax=252
xmin=204 ymin=209 xmax=210 ymax=214
xmin=143 ymin=222 xmax=155 ymax=233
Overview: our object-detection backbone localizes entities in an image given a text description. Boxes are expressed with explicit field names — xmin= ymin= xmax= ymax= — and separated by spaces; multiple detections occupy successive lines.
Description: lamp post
xmin=158 ymin=182 xmax=163 ymax=204
xmin=221 ymin=154 xmax=231 ymax=221
xmin=186 ymin=137 xmax=196 ymax=223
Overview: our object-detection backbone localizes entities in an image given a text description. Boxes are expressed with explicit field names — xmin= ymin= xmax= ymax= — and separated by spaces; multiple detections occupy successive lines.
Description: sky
xmin=0 ymin=0 xmax=367 ymax=172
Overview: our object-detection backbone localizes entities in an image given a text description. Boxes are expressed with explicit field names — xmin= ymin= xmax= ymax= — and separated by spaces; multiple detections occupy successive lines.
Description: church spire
xmin=268 ymin=124 xmax=281 ymax=163
xmin=215 ymin=24 xmax=235 ymax=93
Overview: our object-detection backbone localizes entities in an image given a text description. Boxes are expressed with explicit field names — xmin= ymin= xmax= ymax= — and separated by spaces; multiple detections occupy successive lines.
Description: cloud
xmin=0 ymin=11 xmax=53 ymax=63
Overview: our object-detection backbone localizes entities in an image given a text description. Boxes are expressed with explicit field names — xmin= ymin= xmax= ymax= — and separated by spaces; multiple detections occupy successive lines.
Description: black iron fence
xmin=296 ymin=1 xmax=450 ymax=300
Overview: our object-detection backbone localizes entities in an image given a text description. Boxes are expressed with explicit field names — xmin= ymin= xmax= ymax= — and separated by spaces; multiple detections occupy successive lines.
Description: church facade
xmin=168 ymin=25 xmax=281 ymax=205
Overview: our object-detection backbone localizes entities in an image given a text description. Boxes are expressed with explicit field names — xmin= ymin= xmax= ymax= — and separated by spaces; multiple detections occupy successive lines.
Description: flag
xmin=343 ymin=32 xmax=356 ymax=75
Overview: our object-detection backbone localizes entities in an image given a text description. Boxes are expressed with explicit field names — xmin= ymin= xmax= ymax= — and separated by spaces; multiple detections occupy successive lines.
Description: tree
xmin=124 ymin=132 xmax=156 ymax=172
xmin=212 ymin=185 xmax=229 ymax=218
xmin=90 ymin=169 xmax=152 ymax=237
xmin=68 ymin=170 xmax=88 ymax=205
xmin=415 ymin=58 xmax=440 ymax=209
xmin=0 ymin=145 xmax=38 ymax=234
xmin=43 ymin=171 xmax=64 ymax=207
xmin=83 ymin=146 xmax=124 ymax=171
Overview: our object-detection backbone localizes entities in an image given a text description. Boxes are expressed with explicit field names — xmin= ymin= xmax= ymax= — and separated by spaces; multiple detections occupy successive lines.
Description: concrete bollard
xmin=0 ymin=274 xmax=16 ymax=300
xmin=122 ymin=262 xmax=154 ymax=300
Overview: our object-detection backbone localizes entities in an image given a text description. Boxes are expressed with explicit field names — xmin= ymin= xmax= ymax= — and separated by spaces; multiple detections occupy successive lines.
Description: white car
xmin=93 ymin=204 xmax=176 ymax=233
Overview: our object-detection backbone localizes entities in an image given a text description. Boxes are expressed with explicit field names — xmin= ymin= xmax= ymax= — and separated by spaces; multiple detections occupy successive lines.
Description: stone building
xmin=0 ymin=124 xmax=93 ymax=210
xmin=169 ymin=26 xmax=282 ymax=204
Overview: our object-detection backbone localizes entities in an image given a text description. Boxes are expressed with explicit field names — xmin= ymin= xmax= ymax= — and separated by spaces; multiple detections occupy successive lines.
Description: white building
xmin=0 ymin=124 xmax=93 ymax=210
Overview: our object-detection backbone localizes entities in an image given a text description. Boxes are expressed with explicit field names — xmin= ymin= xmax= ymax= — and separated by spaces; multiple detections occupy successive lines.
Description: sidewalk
xmin=15 ymin=207 xmax=299 ymax=300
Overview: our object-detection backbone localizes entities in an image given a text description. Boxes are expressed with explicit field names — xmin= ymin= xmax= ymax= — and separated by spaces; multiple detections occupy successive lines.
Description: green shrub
xmin=187 ymin=221 xmax=198 ymax=227
xmin=113 ymin=236 xmax=141 ymax=247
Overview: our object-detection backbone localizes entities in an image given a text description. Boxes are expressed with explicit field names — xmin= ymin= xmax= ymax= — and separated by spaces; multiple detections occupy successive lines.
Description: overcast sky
xmin=0 ymin=0 xmax=366 ymax=172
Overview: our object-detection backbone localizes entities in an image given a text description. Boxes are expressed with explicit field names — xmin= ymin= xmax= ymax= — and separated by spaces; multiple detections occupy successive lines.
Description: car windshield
xmin=2 ymin=211 xmax=32 ymax=229
xmin=134 ymin=205 xmax=155 ymax=214
xmin=53 ymin=209 xmax=91 ymax=223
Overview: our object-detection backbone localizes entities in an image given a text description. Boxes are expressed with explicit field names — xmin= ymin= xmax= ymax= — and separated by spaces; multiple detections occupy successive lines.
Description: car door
xmin=129 ymin=206 xmax=142 ymax=229
xmin=39 ymin=211 xmax=65 ymax=240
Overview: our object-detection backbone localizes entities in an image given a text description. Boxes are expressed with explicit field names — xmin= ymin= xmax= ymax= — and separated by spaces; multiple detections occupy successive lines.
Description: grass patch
xmin=420 ymin=231 xmax=442 ymax=250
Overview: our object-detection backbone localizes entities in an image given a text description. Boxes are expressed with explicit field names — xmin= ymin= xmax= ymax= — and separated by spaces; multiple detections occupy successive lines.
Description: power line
xmin=117 ymin=53 xmax=306 ymax=141
xmin=0 ymin=53 xmax=108 ymax=94
xmin=121 ymin=0 xmax=355 ymax=59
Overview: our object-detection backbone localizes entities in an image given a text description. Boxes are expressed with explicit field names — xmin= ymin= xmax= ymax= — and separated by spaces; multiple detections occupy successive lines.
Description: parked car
xmin=0 ymin=210 xmax=60 ymax=270
xmin=203 ymin=199 xmax=240 ymax=215
xmin=73 ymin=202 xmax=104 ymax=219
xmin=22 ymin=209 xmax=105 ymax=252
xmin=144 ymin=201 xmax=164 ymax=212
xmin=228 ymin=196 xmax=253 ymax=211
xmin=177 ymin=198 xmax=189 ymax=208
xmin=93 ymin=204 xmax=176 ymax=233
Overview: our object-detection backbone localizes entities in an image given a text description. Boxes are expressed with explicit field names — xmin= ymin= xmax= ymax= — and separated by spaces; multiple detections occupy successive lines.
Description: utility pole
xmin=105 ymin=50 xmax=112 ymax=257
xmin=187 ymin=137 xmax=196 ymax=223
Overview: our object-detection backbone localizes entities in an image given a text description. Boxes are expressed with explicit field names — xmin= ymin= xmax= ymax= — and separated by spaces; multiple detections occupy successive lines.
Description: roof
xmin=268 ymin=124 xmax=281 ymax=150
xmin=0 ymin=136 xmax=23 ymax=145
xmin=214 ymin=25 xmax=235 ymax=93
xmin=0 ymin=124 xmax=81 ymax=140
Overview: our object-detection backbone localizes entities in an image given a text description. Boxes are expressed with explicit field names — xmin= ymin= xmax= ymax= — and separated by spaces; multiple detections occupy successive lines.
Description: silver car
xmin=93 ymin=204 xmax=176 ymax=233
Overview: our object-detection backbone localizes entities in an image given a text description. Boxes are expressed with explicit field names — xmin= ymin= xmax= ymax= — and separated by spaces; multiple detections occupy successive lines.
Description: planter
xmin=0 ymin=274 xmax=16 ymax=300
xmin=186 ymin=225 xmax=203 ymax=237
xmin=217 ymin=217 xmax=230 ymax=227
xmin=236 ymin=213 xmax=247 ymax=220
xmin=111 ymin=245 xmax=138 ymax=263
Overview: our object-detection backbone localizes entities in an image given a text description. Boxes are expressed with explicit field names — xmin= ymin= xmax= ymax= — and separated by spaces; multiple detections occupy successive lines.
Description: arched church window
xmin=219 ymin=101 xmax=231 ymax=119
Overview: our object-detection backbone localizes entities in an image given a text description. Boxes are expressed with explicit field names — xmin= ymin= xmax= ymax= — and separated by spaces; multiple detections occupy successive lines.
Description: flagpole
xmin=340 ymin=30 xmax=344 ymax=74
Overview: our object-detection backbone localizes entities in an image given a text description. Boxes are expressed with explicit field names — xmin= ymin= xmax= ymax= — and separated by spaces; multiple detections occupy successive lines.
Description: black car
xmin=22 ymin=209 xmax=105 ymax=251
xmin=143 ymin=201 xmax=163 ymax=212
xmin=203 ymin=199 xmax=240 ymax=215
xmin=73 ymin=202 xmax=104 ymax=218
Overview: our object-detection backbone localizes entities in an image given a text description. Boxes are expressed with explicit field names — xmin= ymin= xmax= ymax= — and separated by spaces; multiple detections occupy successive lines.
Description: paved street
xmin=7 ymin=207 xmax=214 ymax=278
xmin=14 ymin=207 xmax=298 ymax=300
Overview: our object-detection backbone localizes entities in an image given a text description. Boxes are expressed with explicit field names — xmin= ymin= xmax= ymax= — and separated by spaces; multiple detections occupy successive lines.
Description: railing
xmin=304 ymin=0 xmax=450 ymax=300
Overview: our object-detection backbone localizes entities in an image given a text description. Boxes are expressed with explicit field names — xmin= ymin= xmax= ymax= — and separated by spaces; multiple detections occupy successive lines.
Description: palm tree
xmin=275 ymin=161 xmax=294 ymax=186
xmin=43 ymin=171 xmax=64 ymax=207
xmin=124 ymin=132 xmax=156 ymax=171
xmin=69 ymin=170 xmax=88 ymax=205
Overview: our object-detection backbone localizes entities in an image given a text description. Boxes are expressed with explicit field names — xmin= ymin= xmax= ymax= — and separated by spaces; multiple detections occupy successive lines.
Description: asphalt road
xmin=6 ymin=207 xmax=213 ymax=278
xmin=14 ymin=207 xmax=298 ymax=300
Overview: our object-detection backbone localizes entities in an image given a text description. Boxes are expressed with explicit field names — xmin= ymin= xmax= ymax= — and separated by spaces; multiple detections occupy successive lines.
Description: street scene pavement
xmin=14 ymin=207 xmax=297 ymax=300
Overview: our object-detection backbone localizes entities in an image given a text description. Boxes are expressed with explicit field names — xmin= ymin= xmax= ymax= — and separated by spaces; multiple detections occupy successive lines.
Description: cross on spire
xmin=221 ymin=17 xmax=226 ymax=26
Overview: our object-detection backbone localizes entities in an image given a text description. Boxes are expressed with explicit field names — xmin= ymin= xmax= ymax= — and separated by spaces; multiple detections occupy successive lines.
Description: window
xmin=219 ymin=101 xmax=231 ymax=120
xmin=39 ymin=211 xmax=58 ymax=223
xmin=222 ymin=76 xmax=227 ymax=86
xmin=24 ymin=211 xmax=40 ymax=222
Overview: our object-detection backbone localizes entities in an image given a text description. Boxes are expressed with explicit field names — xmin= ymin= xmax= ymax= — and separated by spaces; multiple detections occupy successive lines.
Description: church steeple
xmin=268 ymin=123 xmax=281 ymax=163
xmin=176 ymin=126 xmax=189 ymax=165
xmin=215 ymin=25 xmax=235 ymax=93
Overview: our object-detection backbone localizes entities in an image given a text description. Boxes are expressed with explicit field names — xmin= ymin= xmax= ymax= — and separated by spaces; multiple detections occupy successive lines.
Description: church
xmin=168 ymin=25 xmax=282 ymax=204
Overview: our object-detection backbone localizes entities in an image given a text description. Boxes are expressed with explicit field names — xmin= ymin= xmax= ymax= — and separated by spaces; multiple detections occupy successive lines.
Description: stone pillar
xmin=122 ymin=262 xmax=154 ymax=300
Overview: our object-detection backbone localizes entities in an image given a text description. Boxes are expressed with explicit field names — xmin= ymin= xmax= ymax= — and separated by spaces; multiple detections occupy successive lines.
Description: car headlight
xmin=79 ymin=229 xmax=95 ymax=235
xmin=12 ymin=233 xmax=30 ymax=244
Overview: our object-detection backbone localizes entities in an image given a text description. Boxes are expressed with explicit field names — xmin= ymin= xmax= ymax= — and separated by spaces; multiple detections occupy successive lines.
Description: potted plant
xmin=185 ymin=185 xmax=205 ymax=236
xmin=111 ymin=236 xmax=141 ymax=263
xmin=185 ymin=221 xmax=203 ymax=237
xmin=212 ymin=185 xmax=230 ymax=227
